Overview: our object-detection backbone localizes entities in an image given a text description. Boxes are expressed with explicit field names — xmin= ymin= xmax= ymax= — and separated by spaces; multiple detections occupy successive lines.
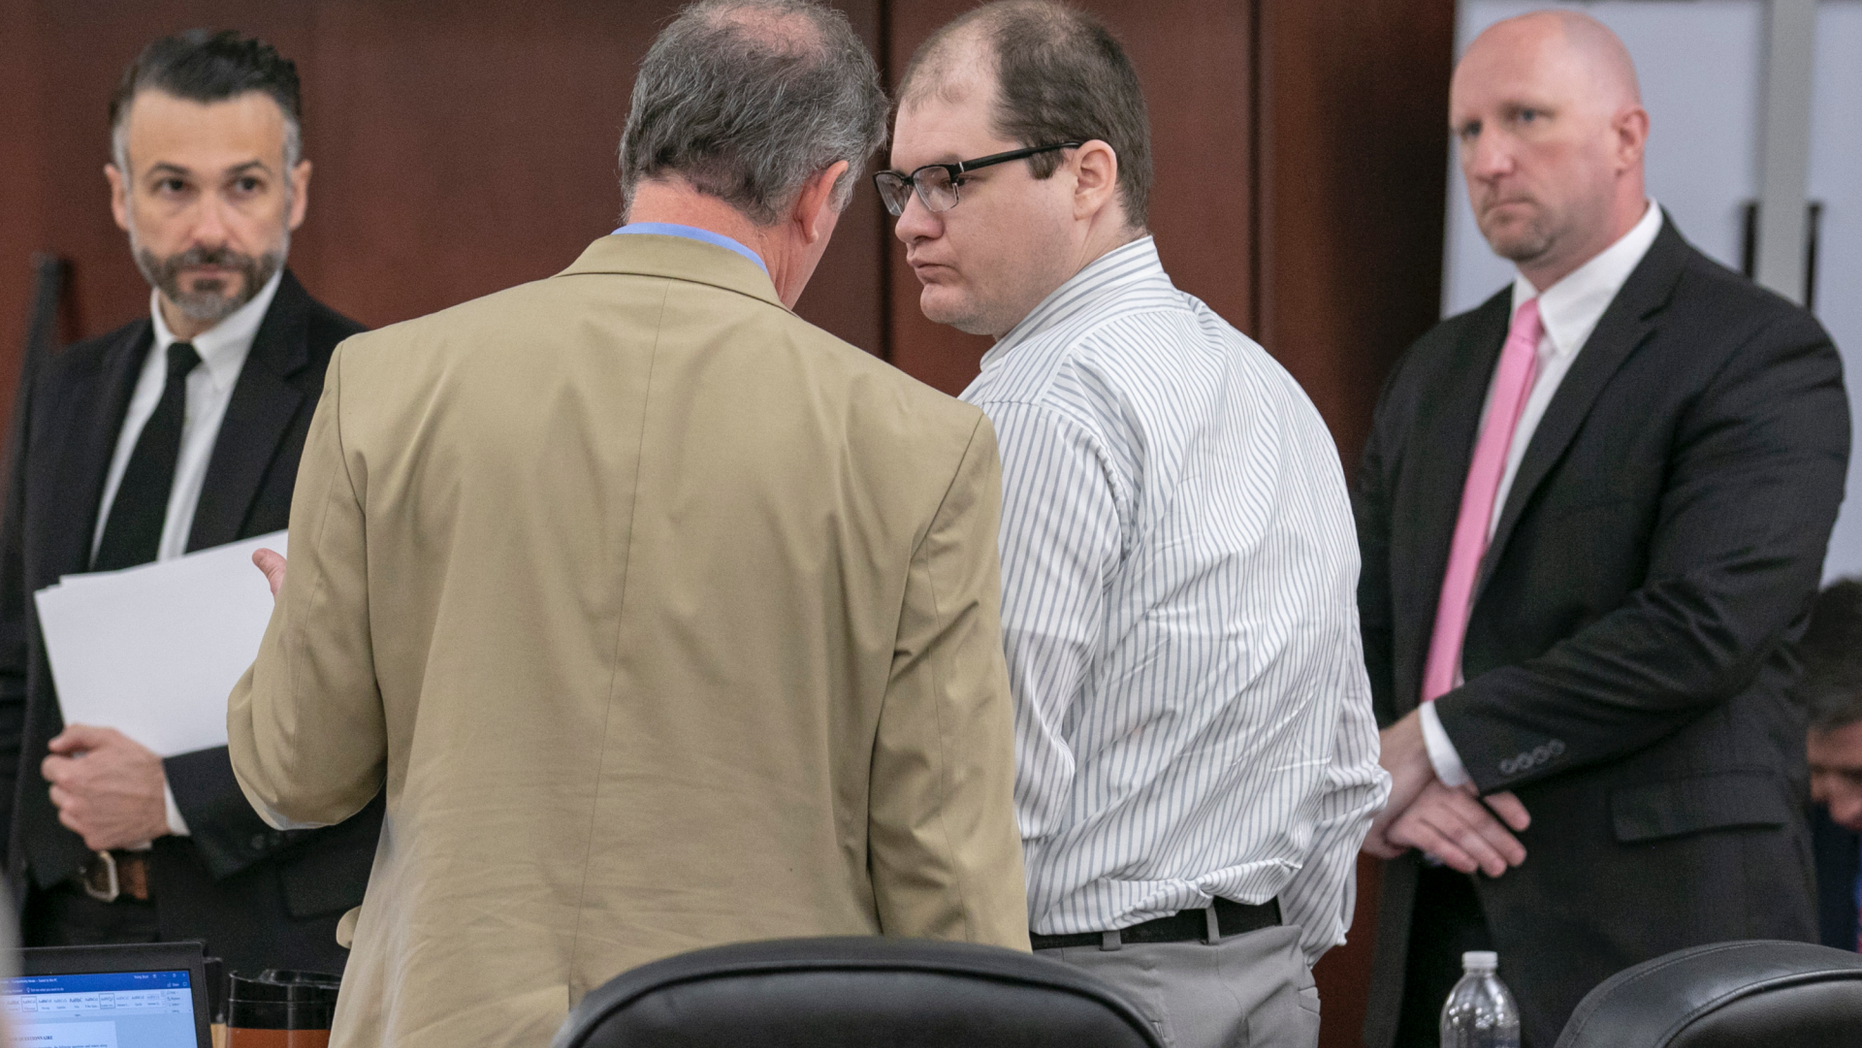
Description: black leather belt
xmin=1030 ymin=897 xmax=1281 ymax=951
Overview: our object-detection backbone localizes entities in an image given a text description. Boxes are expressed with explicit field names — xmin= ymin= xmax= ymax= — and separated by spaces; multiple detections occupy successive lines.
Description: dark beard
xmin=135 ymin=244 xmax=283 ymax=325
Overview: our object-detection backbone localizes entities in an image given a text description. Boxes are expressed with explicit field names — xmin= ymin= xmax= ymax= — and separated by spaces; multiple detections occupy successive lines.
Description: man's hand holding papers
xmin=41 ymin=725 xmax=169 ymax=851
xmin=254 ymin=548 xmax=286 ymax=598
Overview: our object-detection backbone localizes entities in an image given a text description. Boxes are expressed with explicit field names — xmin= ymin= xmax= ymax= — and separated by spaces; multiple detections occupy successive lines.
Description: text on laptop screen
xmin=4 ymin=970 xmax=196 ymax=1048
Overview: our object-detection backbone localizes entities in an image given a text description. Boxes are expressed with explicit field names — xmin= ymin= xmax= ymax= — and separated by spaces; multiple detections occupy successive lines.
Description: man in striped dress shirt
xmin=876 ymin=4 xmax=1389 ymax=1045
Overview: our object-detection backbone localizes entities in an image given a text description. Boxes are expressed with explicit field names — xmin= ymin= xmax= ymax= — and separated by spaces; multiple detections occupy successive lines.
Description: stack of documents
xmin=33 ymin=531 xmax=287 ymax=758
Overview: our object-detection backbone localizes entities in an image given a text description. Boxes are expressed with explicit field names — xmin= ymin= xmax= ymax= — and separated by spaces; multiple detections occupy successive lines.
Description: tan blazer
xmin=228 ymin=234 xmax=1029 ymax=1048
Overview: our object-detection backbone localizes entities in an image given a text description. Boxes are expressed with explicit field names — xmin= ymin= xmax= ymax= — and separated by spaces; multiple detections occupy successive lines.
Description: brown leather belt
xmin=79 ymin=850 xmax=152 ymax=903
xmin=1030 ymin=897 xmax=1281 ymax=951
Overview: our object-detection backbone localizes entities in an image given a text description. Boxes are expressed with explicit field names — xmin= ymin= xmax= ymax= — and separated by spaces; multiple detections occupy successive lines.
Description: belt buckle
xmin=81 ymin=851 xmax=120 ymax=903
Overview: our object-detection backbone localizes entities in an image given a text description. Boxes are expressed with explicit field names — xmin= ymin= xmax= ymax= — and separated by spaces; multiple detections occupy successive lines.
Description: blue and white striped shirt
xmin=962 ymin=237 xmax=1390 ymax=962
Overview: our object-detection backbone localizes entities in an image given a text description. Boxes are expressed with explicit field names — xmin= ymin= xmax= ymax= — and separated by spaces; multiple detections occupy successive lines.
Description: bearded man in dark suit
xmin=1353 ymin=11 xmax=1849 ymax=1047
xmin=0 ymin=29 xmax=381 ymax=974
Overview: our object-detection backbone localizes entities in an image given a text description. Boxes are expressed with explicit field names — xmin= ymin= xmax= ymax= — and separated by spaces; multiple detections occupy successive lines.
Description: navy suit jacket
xmin=1813 ymin=805 xmax=1860 ymax=951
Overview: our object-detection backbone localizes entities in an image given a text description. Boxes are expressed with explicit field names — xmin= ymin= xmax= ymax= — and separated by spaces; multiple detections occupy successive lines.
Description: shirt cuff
xmin=1418 ymin=702 xmax=1471 ymax=788
xmin=163 ymin=781 xmax=191 ymax=837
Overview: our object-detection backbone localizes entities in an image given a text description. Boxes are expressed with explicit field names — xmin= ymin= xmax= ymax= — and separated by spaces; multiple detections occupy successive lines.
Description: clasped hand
xmin=1363 ymin=710 xmax=1532 ymax=878
xmin=42 ymin=725 xmax=168 ymax=851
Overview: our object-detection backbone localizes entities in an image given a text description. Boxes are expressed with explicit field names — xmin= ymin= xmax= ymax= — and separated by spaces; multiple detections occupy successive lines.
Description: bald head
xmin=1470 ymin=11 xmax=1641 ymax=111
xmin=1451 ymin=9 xmax=1650 ymax=289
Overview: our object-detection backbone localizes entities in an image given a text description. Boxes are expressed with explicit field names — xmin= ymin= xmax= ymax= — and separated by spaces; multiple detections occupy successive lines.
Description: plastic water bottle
xmin=1440 ymin=950 xmax=1521 ymax=1048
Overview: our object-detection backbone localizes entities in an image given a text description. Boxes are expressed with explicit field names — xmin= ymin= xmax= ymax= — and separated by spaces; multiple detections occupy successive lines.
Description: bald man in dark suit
xmin=1354 ymin=12 xmax=1848 ymax=1046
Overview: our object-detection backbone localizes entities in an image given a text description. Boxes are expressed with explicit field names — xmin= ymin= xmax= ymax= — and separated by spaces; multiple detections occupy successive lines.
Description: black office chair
xmin=552 ymin=936 xmax=1166 ymax=1048
xmin=1555 ymin=939 xmax=1862 ymax=1048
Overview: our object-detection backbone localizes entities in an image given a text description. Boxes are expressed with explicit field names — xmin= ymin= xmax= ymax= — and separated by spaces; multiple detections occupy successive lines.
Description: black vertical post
xmin=6 ymin=253 xmax=71 ymax=486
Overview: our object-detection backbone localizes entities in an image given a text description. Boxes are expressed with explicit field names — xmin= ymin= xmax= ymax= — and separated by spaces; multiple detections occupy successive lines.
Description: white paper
xmin=33 ymin=531 xmax=287 ymax=757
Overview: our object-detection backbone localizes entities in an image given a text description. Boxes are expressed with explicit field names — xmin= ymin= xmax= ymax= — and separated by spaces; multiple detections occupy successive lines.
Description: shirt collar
xmin=149 ymin=268 xmax=284 ymax=393
xmin=1511 ymin=200 xmax=1663 ymax=360
xmin=612 ymin=223 xmax=769 ymax=275
xmin=980 ymin=235 xmax=1168 ymax=372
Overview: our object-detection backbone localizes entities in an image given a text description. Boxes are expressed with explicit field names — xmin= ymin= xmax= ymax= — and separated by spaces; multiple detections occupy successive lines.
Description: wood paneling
xmin=0 ymin=1 xmax=45 ymax=403
xmin=1255 ymin=0 xmax=1457 ymax=467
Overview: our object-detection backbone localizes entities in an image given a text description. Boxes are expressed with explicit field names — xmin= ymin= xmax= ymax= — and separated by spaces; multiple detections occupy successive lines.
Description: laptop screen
xmin=4 ymin=969 xmax=198 ymax=1048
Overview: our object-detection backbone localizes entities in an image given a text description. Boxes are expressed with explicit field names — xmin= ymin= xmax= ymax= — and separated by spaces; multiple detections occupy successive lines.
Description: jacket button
xmin=250 ymin=834 xmax=268 ymax=852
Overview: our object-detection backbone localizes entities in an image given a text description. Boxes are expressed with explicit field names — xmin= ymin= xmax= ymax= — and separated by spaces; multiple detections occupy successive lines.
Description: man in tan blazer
xmin=225 ymin=2 xmax=1030 ymax=1044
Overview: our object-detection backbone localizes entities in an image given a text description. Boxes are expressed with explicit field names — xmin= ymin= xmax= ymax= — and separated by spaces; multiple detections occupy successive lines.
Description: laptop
xmin=5 ymin=942 xmax=211 ymax=1048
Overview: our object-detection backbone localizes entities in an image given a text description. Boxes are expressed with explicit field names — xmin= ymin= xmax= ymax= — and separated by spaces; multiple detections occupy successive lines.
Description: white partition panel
xmin=1811 ymin=2 xmax=1862 ymax=580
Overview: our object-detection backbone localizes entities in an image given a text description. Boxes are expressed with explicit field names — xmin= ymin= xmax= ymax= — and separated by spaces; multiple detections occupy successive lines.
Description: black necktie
xmin=93 ymin=341 xmax=202 ymax=571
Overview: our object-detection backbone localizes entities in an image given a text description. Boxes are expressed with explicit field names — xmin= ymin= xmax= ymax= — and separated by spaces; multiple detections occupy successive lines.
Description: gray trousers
xmin=1034 ymin=923 xmax=1321 ymax=1048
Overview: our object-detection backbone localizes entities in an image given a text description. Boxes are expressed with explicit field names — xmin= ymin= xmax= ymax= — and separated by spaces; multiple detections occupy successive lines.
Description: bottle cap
xmin=1462 ymin=950 xmax=1498 ymax=971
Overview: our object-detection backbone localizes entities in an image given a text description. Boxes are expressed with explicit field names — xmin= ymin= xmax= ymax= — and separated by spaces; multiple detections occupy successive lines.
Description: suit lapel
xmin=1474 ymin=217 xmax=1691 ymax=598
xmin=47 ymin=321 xmax=152 ymax=576
xmin=186 ymin=272 xmax=311 ymax=551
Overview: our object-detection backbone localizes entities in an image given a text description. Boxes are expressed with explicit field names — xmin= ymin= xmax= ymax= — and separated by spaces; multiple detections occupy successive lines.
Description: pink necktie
xmin=1421 ymin=298 xmax=1544 ymax=702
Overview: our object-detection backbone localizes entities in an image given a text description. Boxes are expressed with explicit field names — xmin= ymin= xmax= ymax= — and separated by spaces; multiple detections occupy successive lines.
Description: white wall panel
xmin=1810 ymin=2 xmax=1862 ymax=579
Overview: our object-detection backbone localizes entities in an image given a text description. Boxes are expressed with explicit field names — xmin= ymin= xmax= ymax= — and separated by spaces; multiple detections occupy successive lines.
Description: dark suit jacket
xmin=0 ymin=271 xmax=384 ymax=975
xmin=1354 ymin=217 xmax=1850 ymax=1048
xmin=1813 ymin=805 xmax=1860 ymax=951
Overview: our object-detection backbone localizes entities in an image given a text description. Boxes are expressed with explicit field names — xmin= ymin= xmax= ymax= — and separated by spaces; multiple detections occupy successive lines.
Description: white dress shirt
xmin=963 ymin=237 xmax=1390 ymax=963
xmin=1420 ymin=202 xmax=1663 ymax=787
xmin=91 ymin=269 xmax=283 ymax=836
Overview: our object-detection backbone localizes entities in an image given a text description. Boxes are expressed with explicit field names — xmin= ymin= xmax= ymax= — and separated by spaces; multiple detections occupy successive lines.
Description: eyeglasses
xmin=872 ymin=142 xmax=1084 ymax=217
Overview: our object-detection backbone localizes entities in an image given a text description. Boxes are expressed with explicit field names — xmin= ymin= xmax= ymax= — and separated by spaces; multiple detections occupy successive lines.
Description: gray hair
xmin=619 ymin=0 xmax=888 ymax=225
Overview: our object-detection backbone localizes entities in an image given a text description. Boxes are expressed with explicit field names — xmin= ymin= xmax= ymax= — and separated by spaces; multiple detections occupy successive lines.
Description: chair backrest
xmin=1556 ymin=939 xmax=1862 ymax=1048
xmin=552 ymin=936 xmax=1166 ymax=1048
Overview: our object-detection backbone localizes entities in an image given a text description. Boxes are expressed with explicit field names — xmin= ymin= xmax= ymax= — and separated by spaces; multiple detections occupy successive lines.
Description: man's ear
xmin=1070 ymin=140 xmax=1120 ymax=223
xmin=106 ymin=163 xmax=131 ymax=233
xmin=793 ymin=160 xmax=852 ymax=244
xmin=287 ymin=158 xmax=313 ymax=231
xmin=1613 ymin=105 xmax=1649 ymax=172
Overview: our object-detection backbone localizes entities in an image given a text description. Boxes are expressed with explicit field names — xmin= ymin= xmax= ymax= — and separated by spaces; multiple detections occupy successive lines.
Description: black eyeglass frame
xmin=873 ymin=141 xmax=1085 ymax=216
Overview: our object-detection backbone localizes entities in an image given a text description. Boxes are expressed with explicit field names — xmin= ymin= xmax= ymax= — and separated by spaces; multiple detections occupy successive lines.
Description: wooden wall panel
xmin=1256 ymin=0 xmax=1457 ymax=467
xmin=0 ymin=0 xmax=45 ymax=407
xmin=292 ymin=0 xmax=651 ymax=328
xmin=882 ymin=0 xmax=1253 ymax=397
xmin=296 ymin=0 xmax=883 ymax=351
